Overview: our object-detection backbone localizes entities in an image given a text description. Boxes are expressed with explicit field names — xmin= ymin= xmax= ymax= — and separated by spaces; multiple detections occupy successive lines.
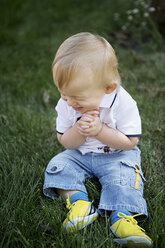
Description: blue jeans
xmin=43 ymin=147 xmax=148 ymax=220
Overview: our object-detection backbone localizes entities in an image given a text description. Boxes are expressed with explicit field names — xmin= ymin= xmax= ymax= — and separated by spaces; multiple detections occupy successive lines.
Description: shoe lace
xmin=66 ymin=195 xmax=76 ymax=211
xmin=66 ymin=198 xmax=72 ymax=210
xmin=117 ymin=212 xmax=145 ymax=232
xmin=65 ymin=196 xmax=77 ymax=222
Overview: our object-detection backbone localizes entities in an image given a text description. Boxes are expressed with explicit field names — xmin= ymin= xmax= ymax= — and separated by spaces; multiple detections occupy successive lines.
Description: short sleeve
xmin=55 ymin=98 xmax=73 ymax=134
xmin=115 ymin=88 xmax=142 ymax=136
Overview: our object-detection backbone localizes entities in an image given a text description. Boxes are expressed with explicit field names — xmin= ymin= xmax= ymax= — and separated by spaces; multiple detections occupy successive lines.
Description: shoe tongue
xmin=110 ymin=209 xmax=132 ymax=225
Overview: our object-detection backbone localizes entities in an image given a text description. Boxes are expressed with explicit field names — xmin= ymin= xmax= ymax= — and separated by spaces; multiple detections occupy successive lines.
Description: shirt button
xmin=51 ymin=166 xmax=57 ymax=172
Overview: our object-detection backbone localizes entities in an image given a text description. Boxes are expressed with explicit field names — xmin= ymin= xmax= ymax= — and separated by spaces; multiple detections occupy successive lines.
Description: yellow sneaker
xmin=110 ymin=212 xmax=153 ymax=248
xmin=62 ymin=198 xmax=98 ymax=232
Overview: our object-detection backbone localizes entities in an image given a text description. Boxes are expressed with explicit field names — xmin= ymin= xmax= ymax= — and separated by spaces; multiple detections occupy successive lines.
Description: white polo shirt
xmin=55 ymin=86 xmax=141 ymax=154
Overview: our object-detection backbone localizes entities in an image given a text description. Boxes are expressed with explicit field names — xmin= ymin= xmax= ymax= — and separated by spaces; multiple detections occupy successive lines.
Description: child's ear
xmin=105 ymin=81 xmax=118 ymax=94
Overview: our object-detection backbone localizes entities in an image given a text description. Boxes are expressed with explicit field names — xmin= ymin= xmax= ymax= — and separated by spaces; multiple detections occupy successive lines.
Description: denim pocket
xmin=120 ymin=160 xmax=146 ymax=191
xmin=46 ymin=162 xmax=65 ymax=174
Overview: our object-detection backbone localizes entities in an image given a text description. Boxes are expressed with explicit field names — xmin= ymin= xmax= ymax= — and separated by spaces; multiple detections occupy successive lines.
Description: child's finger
xmin=84 ymin=110 xmax=99 ymax=116
xmin=79 ymin=116 xmax=93 ymax=122
xmin=78 ymin=125 xmax=90 ymax=129
xmin=77 ymin=121 xmax=90 ymax=129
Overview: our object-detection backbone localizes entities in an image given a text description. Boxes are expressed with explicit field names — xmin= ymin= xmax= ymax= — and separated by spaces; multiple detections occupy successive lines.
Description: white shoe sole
xmin=63 ymin=212 xmax=98 ymax=231
xmin=113 ymin=236 xmax=152 ymax=248
xmin=110 ymin=226 xmax=152 ymax=247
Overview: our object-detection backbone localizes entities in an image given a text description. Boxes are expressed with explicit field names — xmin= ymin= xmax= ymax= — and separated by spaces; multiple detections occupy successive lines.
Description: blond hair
xmin=52 ymin=32 xmax=120 ymax=89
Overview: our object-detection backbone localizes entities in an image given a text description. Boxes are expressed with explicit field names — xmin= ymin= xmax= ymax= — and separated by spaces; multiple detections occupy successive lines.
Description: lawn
xmin=0 ymin=0 xmax=165 ymax=247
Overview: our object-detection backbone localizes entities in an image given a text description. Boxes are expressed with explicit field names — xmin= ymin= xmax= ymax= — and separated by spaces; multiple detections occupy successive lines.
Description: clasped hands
xmin=77 ymin=108 xmax=103 ymax=137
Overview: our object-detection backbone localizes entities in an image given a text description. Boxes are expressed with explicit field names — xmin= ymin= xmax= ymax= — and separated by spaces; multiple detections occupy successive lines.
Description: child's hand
xmin=78 ymin=109 xmax=99 ymax=130
xmin=77 ymin=109 xmax=103 ymax=137
xmin=84 ymin=108 xmax=100 ymax=117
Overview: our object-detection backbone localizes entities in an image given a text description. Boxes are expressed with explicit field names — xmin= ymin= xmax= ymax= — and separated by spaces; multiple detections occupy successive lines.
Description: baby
xmin=43 ymin=32 xmax=152 ymax=247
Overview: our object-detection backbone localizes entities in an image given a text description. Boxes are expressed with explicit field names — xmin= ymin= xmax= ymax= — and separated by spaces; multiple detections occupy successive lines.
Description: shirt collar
xmin=99 ymin=88 xmax=118 ymax=108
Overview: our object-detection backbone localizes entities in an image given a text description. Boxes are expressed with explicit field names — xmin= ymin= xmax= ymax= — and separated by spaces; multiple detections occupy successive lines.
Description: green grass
xmin=0 ymin=0 xmax=165 ymax=247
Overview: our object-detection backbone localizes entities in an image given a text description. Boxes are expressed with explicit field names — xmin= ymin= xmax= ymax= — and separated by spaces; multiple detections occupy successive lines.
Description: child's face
xmin=59 ymin=68 xmax=106 ymax=113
